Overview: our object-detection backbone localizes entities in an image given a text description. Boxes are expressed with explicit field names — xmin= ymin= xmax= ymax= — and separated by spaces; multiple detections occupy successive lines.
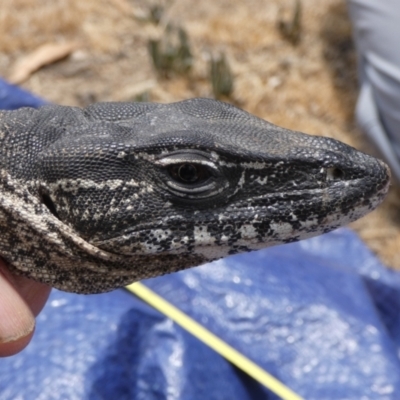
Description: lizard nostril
xmin=327 ymin=167 xmax=344 ymax=181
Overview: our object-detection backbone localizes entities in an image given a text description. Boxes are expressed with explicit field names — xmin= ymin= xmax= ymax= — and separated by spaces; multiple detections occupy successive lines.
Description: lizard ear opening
xmin=41 ymin=193 xmax=60 ymax=219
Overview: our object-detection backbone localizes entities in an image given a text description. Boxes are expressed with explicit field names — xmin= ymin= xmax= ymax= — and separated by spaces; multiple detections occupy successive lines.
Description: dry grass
xmin=1 ymin=0 xmax=399 ymax=268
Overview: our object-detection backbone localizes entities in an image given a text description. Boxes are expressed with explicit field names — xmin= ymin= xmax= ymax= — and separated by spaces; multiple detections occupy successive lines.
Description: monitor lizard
xmin=0 ymin=98 xmax=391 ymax=294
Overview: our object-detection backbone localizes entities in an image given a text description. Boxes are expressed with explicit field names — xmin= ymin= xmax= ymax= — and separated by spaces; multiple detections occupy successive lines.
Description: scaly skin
xmin=0 ymin=99 xmax=391 ymax=293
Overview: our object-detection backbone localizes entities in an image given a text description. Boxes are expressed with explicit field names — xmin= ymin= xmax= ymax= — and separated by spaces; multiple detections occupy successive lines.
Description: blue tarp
xmin=0 ymin=79 xmax=47 ymax=110
xmin=1 ymin=78 xmax=400 ymax=400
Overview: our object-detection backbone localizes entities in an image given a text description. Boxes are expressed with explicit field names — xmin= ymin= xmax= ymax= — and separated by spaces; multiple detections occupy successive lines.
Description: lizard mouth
xmin=252 ymin=174 xmax=388 ymax=205
xmin=91 ymin=167 xmax=390 ymax=257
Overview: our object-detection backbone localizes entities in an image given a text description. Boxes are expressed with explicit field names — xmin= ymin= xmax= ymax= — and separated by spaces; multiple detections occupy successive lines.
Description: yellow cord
xmin=126 ymin=282 xmax=304 ymax=400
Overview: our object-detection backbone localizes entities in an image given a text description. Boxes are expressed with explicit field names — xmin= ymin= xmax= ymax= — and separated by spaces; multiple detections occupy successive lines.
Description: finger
xmin=5 ymin=269 xmax=52 ymax=317
xmin=0 ymin=260 xmax=51 ymax=357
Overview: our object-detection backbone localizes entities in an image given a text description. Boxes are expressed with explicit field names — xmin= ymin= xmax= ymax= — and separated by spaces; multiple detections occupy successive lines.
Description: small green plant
xmin=210 ymin=52 xmax=234 ymax=99
xmin=278 ymin=0 xmax=302 ymax=46
xmin=133 ymin=92 xmax=151 ymax=102
xmin=148 ymin=24 xmax=193 ymax=78
xmin=133 ymin=0 xmax=173 ymax=25
xmin=148 ymin=4 xmax=165 ymax=24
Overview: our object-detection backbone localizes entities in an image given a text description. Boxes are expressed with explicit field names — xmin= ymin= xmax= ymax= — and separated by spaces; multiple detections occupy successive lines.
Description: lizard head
xmin=0 ymin=99 xmax=391 ymax=292
xmin=36 ymin=98 xmax=390 ymax=263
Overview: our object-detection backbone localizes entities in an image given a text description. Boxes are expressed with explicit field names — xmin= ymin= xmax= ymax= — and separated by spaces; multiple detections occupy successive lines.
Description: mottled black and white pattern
xmin=0 ymin=99 xmax=390 ymax=293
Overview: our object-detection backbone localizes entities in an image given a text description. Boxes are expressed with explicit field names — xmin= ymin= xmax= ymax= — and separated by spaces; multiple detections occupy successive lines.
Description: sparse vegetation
xmin=210 ymin=52 xmax=234 ymax=99
xmin=278 ymin=0 xmax=302 ymax=45
xmin=148 ymin=24 xmax=193 ymax=77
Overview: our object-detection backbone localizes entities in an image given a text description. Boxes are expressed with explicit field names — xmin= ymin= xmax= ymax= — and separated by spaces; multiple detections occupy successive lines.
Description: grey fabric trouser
xmin=347 ymin=0 xmax=400 ymax=181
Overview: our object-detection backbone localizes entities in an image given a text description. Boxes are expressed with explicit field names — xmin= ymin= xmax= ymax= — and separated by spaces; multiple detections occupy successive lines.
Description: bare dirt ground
xmin=1 ymin=0 xmax=399 ymax=268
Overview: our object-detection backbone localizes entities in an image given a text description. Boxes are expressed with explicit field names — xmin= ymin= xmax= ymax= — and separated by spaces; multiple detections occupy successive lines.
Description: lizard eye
xmin=168 ymin=163 xmax=211 ymax=184
xmin=156 ymin=151 xmax=225 ymax=197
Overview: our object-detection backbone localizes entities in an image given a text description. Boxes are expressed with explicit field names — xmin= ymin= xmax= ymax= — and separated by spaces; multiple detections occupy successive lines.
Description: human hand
xmin=0 ymin=258 xmax=51 ymax=357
